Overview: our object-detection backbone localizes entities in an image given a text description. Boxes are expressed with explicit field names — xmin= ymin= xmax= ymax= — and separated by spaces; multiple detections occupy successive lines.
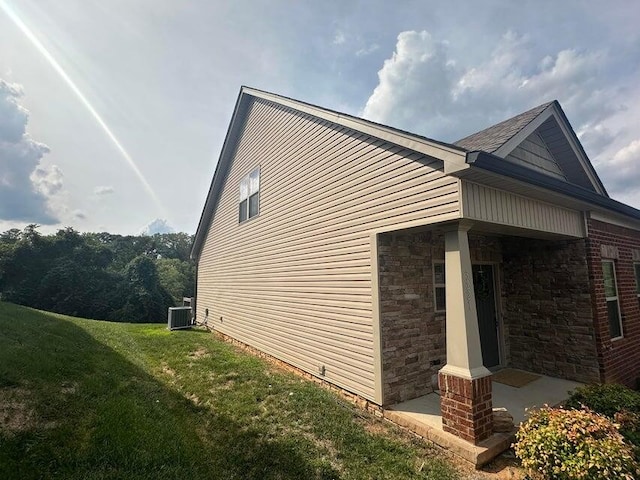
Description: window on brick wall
xmin=602 ymin=260 xmax=623 ymax=339
xmin=635 ymin=263 xmax=640 ymax=309
xmin=433 ymin=262 xmax=446 ymax=312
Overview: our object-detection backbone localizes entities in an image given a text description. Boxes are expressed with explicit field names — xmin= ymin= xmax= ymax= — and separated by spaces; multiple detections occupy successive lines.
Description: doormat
xmin=492 ymin=368 xmax=541 ymax=388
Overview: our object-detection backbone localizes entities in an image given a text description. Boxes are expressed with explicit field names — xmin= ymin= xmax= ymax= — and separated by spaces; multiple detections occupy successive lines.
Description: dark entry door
xmin=472 ymin=264 xmax=500 ymax=368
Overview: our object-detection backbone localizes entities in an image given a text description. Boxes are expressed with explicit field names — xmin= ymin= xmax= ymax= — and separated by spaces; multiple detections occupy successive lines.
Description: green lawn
xmin=0 ymin=302 xmax=459 ymax=480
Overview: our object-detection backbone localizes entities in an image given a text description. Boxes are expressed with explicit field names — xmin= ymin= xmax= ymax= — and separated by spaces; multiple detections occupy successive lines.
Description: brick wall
xmin=501 ymin=237 xmax=600 ymax=383
xmin=586 ymin=219 xmax=640 ymax=388
xmin=439 ymin=372 xmax=493 ymax=444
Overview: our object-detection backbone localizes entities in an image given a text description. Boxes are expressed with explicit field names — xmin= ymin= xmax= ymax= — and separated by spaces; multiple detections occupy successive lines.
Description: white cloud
xmin=577 ymin=123 xmax=618 ymax=156
xmin=363 ymin=30 xmax=622 ymax=142
xmin=604 ymin=139 xmax=640 ymax=193
xmin=362 ymin=30 xmax=640 ymax=204
xmin=363 ymin=31 xmax=455 ymax=137
xmin=140 ymin=218 xmax=175 ymax=235
xmin=31 ymin=165 xmax=64 ymax=196
xmin=333 ymin=31 xmax=346 ymax=45
xmin=356 ymin=44 xmax=379 ymax=57
xmin=0 ymin=79 xmax=61 ymax=224
xmin=0 ymin=80 xmax=28 ymax=143
xmin=94 ymin=185 xmax=115 ymax=196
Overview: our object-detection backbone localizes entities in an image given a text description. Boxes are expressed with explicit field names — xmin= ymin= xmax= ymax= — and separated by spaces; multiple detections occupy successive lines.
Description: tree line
xmin=0 ymin=225 xmax=195 ymax=323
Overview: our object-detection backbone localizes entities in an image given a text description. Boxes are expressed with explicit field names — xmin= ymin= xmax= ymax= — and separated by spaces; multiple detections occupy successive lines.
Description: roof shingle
xmin=454 ymin=101 xmax=555 ymax=153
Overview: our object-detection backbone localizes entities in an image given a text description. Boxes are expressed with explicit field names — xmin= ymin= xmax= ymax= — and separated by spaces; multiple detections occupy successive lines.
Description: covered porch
xmin=375 ymin=216 xmax=599 ymax=464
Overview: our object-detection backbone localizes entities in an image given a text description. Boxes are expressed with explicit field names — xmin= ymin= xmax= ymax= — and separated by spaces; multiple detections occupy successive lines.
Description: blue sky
xmin=1 ymin=0 xmax=639 ymax=234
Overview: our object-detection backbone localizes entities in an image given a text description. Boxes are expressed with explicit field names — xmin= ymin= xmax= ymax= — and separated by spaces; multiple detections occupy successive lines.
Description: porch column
xmin=438 ymin=222 xmax=493 ymax=444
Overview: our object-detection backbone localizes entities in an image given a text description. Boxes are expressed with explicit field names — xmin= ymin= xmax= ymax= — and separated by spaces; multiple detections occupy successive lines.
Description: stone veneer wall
xmin=377 ymin=231 xmax=503 ymax=406
xmin=586 ymin=219 xmax=640 ymax=388
xmin=377 ymin=231 xmax=444 ymax=406
xmin=501 ymin=237 xmax=600 ymax=383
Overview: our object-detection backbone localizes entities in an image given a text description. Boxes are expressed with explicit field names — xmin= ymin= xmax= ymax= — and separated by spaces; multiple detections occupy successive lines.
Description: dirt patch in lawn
xmin=450 ymin=449 xmax=525 ymax=480
xmin=0 ymin=386 xmax=59 ymax=433
xmin=475 ymin=450 xmax=525 ymax=479
xmin=188 ymin=347 xmax=210 ymax=359
xmin=0 ymin=387 xmax=35 ymax=433
xmin=161 ymin=363 xmax=176 ymax=377
xmin=358 ymin=416 xmax=392 ymax=436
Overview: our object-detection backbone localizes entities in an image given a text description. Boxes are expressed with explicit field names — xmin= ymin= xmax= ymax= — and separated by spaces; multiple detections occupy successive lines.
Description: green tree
xmin=0 ymin=227 xmax=194 ymax=323
xmin=156 ymin=257 xmax=195 ymax=304
xmin=112 ymin=255 xmax=175 ymax=323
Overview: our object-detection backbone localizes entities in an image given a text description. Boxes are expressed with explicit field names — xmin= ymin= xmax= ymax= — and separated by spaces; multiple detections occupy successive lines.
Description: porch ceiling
xmin=461 ymin=219 xmax=584 ymax=240
xmin=378 ymin=218 xmax=583 ymax=241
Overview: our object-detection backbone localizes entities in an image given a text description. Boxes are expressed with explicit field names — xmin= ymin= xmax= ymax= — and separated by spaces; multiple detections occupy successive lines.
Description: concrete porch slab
xmin=492 ymin=371 xmax=583 ymax=425
xmin=385 ymin=371 xmax=583 ymax=467
xmin=384 ymin=407 xmax=514 ymax=467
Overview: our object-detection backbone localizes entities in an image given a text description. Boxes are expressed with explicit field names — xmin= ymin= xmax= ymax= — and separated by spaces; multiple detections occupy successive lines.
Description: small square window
xmin=433 ymin=262 xmax=445 ymax=312
xmin=239 ymin=168 xmax=260 ymax=223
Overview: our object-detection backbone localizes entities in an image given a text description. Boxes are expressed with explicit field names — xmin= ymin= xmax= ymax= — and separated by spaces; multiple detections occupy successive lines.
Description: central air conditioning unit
xmin=167 ymin=306 xmax=193 ymax=330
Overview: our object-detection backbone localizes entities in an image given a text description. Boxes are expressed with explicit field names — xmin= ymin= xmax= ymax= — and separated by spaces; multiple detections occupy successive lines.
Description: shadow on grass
xmin=0 ymin=303 xmax=339 ymax=480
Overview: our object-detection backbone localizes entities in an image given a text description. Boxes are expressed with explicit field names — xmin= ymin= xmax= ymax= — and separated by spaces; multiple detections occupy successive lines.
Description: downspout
xmin=193 ymin=261 xmax=198 ymax=322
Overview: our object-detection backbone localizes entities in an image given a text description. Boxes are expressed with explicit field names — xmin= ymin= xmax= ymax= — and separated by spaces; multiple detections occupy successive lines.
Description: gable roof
xmin=191 ymin=88 xmax=634 ymax=260
xmin=455 ymin=102 xmax=554 ymax=153
xmin=455 ymin=101 xmax=608 ymax=196
xmin=190 ymin=86 xmax=468 ymax=260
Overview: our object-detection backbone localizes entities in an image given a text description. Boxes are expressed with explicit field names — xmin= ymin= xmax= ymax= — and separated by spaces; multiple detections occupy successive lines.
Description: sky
xmin=0 ymin=0 xmax=639 ymax=235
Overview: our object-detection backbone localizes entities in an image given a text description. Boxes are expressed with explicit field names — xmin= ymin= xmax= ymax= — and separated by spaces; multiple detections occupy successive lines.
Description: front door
xmin=472 ymin=264 xmax=500 ymax=368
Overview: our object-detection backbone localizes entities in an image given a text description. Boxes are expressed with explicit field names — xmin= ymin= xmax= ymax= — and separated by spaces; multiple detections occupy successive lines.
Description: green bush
xmin=565 ymin=383 xmax=640 ymax=417
xmin=514 ymin=406 xmax=639 ymax=480
xmin=565 ymin=383 xmax=640 ymax=458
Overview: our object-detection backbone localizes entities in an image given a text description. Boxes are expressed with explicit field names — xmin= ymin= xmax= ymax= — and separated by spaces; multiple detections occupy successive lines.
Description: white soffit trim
xmin=459 ymin=167 xmax=640 ymax=234
xmin=494 ymin=103 xmax=606 ymax=196
xmin=590 ymin=211 xmax=640 ymax=232
xmin=242 ymin=87 xmax=468 ymax=171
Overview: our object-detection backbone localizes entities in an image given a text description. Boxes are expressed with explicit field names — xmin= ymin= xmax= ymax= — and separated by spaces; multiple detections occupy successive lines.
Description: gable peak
xmin=454 ymin=101 xmax=556 ymax=153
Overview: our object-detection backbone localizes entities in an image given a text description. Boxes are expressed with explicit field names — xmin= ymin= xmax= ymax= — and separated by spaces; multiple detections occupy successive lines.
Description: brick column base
xmin=438 ymin=372 xmax=493 ymax=444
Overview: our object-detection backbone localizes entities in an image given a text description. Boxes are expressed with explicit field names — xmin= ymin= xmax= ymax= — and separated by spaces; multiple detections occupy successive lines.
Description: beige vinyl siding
xmin=461 ymin=181 xmax=584 ymax=237
xmin=198 ymin=97 xmax=460 ymax=401
xmin=505 ymin=131 xmax=566 ymax=179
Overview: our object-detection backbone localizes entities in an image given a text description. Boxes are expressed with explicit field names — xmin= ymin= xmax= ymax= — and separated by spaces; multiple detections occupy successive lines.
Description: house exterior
xmin=191 ymin=86 xmax=640 ymax=445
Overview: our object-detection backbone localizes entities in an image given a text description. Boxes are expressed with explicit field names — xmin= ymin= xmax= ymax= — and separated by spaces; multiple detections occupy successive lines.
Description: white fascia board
xmin=590 ymin=210 xmax=640 ymax=232
xmin=242 ymin=87 xmax=468 ymax=171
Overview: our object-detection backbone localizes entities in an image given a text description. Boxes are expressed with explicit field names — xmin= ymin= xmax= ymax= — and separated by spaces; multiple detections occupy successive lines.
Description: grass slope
xmin=0 ymin=302 xmax=458 ymax=480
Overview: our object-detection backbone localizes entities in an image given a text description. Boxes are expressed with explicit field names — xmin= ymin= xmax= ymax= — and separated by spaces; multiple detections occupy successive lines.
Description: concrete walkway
xmin=385 ymin=370 xmax=583 ymax=466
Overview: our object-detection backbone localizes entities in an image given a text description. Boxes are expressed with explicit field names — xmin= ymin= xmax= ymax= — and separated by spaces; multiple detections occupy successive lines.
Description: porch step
xmin=384 ymin=408 xmax=515 ymax=468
